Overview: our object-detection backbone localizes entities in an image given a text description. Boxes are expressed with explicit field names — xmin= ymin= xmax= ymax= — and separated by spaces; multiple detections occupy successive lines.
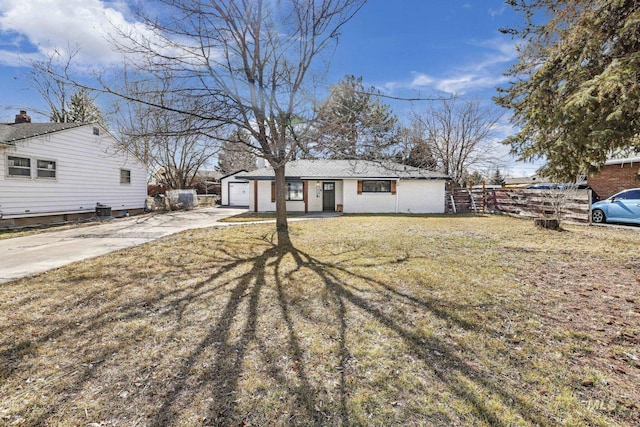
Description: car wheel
xmin=592 ymin=209 xmax=606 ymax=223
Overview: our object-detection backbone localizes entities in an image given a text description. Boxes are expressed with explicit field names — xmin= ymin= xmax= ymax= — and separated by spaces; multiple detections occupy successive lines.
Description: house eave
xmin=238 ymin=175 xmax=449 ymax=181
xmin=603 ymin=157 xmax=640 ymax=166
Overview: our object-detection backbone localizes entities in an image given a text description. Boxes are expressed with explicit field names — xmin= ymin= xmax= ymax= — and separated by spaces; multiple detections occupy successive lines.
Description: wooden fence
xmin=447 ymin=186 xmax=592 ymax=223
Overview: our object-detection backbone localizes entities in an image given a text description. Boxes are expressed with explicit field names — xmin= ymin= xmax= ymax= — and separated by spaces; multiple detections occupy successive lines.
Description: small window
xmin=36 ymin=159 xmax=56 ymax=178
xmin=362 ymin=180 xmax=392 ymax=193
xmin=93 ymin=127 xmax=100 ymax=136
xmin=120 ymin=169 xmax=131 ymax=184
xmin=286 ymin=181 xmax=304 ymax=201
xmin=7 ymin=156 xmax=31 ymax=177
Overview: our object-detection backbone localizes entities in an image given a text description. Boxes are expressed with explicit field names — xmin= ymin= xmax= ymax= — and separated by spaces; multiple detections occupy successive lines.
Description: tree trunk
xmin=273 ymin=164 xmax=291 ymax=247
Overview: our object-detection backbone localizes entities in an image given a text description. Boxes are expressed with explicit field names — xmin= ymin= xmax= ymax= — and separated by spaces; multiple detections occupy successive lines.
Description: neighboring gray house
xmin=237 ymin=159 xmax=450 ymax=214
xmin=1 ymin=111 xmax=147 ymax=228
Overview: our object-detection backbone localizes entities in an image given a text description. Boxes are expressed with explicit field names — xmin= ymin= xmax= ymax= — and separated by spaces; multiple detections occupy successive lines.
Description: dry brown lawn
xmin=1 ymin=215 xmax=639 ymax=426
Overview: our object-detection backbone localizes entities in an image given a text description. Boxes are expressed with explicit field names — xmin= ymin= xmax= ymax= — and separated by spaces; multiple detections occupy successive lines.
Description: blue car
xmin=591 ymin=188 xmax=640 ymax=224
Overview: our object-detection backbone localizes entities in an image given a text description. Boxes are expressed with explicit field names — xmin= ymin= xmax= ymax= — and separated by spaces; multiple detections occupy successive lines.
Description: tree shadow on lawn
xmin=1 ymin=236 xmax=550 ymax=426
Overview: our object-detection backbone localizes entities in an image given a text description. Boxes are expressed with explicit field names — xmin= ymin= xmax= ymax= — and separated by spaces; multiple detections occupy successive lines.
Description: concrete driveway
xmin=0 ymin=206 xmax=247 ymax=284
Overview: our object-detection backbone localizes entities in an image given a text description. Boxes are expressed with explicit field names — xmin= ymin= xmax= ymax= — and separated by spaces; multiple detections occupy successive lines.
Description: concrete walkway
xmin=0 ymin=206 xmax=247 ymax=284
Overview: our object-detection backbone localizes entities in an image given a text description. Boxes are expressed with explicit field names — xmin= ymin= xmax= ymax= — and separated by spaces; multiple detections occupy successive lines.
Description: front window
xmin=362 ymin=180 xmax=392 ymax=193
xmin=36 ymin=159 xmax=56 ymax=178
xmin=286 ymin=181 xmax=304 ymax=201
xmin=120 ymin=169 xmax=131 ymax=184
xmin=7 ymin=156 xmax=31 ymax=177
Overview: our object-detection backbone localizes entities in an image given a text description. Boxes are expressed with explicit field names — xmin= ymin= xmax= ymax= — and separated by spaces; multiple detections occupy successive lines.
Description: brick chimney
xmin=15 ymin=110 xmax=31 ymax=123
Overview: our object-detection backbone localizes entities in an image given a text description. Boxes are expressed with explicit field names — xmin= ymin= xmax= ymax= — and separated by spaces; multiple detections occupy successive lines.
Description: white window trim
xmin=120 ymin=168 xmax=132 ymax=184
xmin=6 ymin=155 xmax=32 ymax=179
xmin=36 ymin=158 xmax=57 ymax=180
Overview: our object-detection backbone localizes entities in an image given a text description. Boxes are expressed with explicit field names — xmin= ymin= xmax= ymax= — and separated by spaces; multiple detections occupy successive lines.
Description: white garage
xmin=228 ymin=181 xmax=249 ymax=206
xmin=221 ymin=170 xmax=250 ymax=206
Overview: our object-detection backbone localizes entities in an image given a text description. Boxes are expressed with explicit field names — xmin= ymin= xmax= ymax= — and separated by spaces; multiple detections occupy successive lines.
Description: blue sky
xmin=0 ymin=0 xmax=541 ymax=176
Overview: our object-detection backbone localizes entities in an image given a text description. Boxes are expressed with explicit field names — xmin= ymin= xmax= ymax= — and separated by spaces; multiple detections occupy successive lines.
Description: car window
xmin=616 ymin=189 xmax=640 ymax=200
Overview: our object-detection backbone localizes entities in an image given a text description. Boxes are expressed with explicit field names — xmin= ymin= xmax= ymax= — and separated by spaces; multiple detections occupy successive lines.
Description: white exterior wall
xmin=307 ymin=180 xmax=323 ymax=211
xmin=342 ymin=179 xmax=445 ymax=214
xmin=220 ymin=172 xmax=248 ymax=206
xmin=249 ymin=180 xmax=306 ymax=212
xmin=397 ymin=180 xmax=445 ymax=213
xmin=0 ymin=126 xmax=147 ymax=219
xmin=306 ymin=180 xmax=343 ymax=212
xmin=247 ymin=178 xmax=446 ymax=213
xmin=342 ymin=179 xmax=397 ymax=213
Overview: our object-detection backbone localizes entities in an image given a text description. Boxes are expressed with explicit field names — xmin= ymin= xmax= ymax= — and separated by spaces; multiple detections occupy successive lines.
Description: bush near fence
xmin=492 ymin=189 xmax=591 ymax=223
xmin=448 ymin=187 xmax=592 ymax=223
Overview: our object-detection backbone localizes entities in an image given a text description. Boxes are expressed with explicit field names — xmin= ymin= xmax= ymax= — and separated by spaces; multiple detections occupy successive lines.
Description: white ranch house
xmin=0 ymin=111 xmax=147 ymax=228
xmin=237 ymin=159 xmax=450 ymax=214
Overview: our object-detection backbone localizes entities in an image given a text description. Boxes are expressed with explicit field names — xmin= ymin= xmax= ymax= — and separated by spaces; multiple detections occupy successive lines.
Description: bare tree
xmin=96 ymin=0 xmax=366 ymax=246
xmin=113 ymin=90 xmax=220 ymax=190
xmin=410 ymin=98 xmax=501 ymax=185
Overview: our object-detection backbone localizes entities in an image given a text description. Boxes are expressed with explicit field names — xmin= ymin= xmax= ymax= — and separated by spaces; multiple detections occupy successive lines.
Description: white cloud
xmin=0 ymin=49 xmax=40 ymax=67
xmin=410 ymin=72 xmax=434 ymax=87
xmin=0 ymin=0 xmax=151 ymax=68
xmin=380 ymin=37 xmax=518 ymax=96
xmin=488 ymin=6 xmax=506 ymax=18
xmin=0 ymin=0 xmax=224 ymax=74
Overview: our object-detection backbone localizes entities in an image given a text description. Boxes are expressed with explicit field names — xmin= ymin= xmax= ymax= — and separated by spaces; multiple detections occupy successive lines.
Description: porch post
xmin=254 ymin=180 xmax=258 ymax=213
xmin=303 ymin=180 xmax=308 ymax=213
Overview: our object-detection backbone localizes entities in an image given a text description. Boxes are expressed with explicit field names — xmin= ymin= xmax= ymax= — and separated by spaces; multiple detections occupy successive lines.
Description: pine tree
xmin=469 ymin=171 xmax=485 ymax=186
xmin=50 ymin=88 xmax=104 ymax=126
xmin=217 ymin=130 xmax=258 ymax=174
xmin=496 ymin=0 xmax=640 ymax=180
xmin=490 ymin=168 xmax=505 ymax=186
xmin=314 ymin=75 xmax=398 ymax=159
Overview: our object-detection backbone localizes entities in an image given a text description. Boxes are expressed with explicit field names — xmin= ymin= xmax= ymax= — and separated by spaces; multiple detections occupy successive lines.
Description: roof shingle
xmin=237 ymin=159 xmax=449 ymax=180
xmin=0 ymin=122 xmax=86 ymax=145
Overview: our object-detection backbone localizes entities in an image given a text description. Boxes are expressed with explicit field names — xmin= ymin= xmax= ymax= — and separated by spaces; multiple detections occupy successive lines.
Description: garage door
xmin=228 ymin=181 xmax=249 ymax=206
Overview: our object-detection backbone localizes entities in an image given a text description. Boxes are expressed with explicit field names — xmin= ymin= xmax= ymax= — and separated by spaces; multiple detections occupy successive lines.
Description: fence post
xmin=482 ymin=180 xmax=486 ymax=213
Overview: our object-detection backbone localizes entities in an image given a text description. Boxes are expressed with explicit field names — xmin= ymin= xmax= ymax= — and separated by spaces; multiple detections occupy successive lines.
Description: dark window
xmin=362 ymin=180 xmax=392 ymax=193
xmin=120 ymin=169 xmax=131 ymax=184
xmin=7 ymin=156 xmax=31 ymax=177
xmin=93 ymin=127 xmax=100 ymax=135
xmin=286 ymin=181 xmax=303 ymax=201
xmin=36 ymin=159 xmax=56 ymax=178
xmin=616 ymin=190 xmax=640 ymax=200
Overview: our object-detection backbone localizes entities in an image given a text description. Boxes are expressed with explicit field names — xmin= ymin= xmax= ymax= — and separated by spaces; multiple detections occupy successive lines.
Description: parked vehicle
xmin=591 ymin=188 xmax=640 ymax=224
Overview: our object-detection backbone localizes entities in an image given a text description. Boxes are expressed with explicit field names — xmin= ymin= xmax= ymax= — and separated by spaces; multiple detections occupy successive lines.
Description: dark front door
xmin=323 ymin=182 xmax=335 ymax=211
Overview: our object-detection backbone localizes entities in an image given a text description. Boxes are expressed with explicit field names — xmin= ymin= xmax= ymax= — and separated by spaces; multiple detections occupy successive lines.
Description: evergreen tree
xmin=51 ymin=88 xmax=104 ymax=126
xmin=396 ymin=125 xmax=438 ymax=169
xmin=314 ymin=75 xmax=398 ymax=159
xmin=217 ymin=130 xmax=258 ymax=174
xmin=469 ymin=171 xmax=485 ymax=186
xmin=490 ymin=168 xmax=505 ymax=186
xmin=496 ymin=0 xmax=640 ymax=180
